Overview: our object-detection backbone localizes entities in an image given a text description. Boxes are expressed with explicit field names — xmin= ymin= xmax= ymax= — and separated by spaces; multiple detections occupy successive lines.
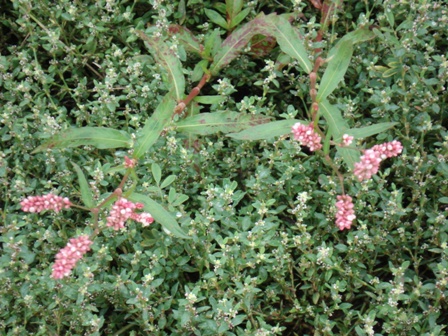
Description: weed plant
xmin=0 ymin=0 xmax=447 ymax=335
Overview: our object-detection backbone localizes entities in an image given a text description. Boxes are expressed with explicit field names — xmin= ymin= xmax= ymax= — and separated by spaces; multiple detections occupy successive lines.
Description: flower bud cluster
xmin=106 ymin=198 xmax=154 ymax=230
xmin=20 ymin=194 xmax=71 ymax=213
xmin=291 ymin=122 xmax=322 ymax=151
xmin=52 ymin=235 xmax=93 ymax=279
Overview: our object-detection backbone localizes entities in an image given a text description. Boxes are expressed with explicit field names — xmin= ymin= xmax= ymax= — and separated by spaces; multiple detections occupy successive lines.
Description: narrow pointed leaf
xmin=317 ymin=28 xmax=375 ymax=101
xmin=204 ymin=9 xmax=228 ymax=29
xmin=32 ymin=127 xmax=132 ymax=153
xmin=210 ymin=13 xmax=276 ymax=75
xmin=230 ymin=8 xmax=251 ymax=29
xmin=316 ymin=40 xmax=353 ymax=101
xmin=347 ymin=122 xmax=398 ymax=139
xmin=129 ymin=193 xmax=191 ymax=239
xmin=227 ymin=119 xmax=304 ymax=140
xmin=133 ymin=92 xmax=177 ymax=159
xmin=175 ymin=111 xmax=270 ymax=135
xmin=168 ymin=25 xmax=201 ymax=55
xmin=136 ymin=30 xmax=185 ymax=101
xmin=72 ymin=162 xmax=95 ymax=208
xmin=266 ymin=15 xmax=312 ymax=74
xmin=319 ymin=100 xmax=360 ymax=169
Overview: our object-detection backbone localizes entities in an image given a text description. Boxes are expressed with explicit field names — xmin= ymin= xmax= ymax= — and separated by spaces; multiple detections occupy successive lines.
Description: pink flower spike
xmin=353 ymin=148 xmax=382 ymax=181
xmin=291 ymin=122 xmax=322 ymax=151
xmin=341 ymin=134 xmax=354 ymax=147
xmin=52 ymin=235 xmax=93 ymax=279
xmin=20 ymin=194 xmax=71 ymax=213
xmin=372 ymin=140 xmax=403 ymax=159
xmin=106 ymin=198 xmax=152 ymax=230
xmin=335 ymin=195 xmax=356 ymax=230
xmin=124 ymin=156 xmax=137 ymax=168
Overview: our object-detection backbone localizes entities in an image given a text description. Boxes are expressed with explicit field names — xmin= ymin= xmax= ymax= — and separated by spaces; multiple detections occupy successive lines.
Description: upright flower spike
xmin=106 ymin=198 xmax=154 ymax=230
xmin=335 ymin=195 xmax=356 ymax=230
xmin=52 ymin=235 xmax=93 ymax=279
xmin=21 ymin=194 xmax=71 ymax=213
xmin=291 ymin=122 xmax=323 ymax=151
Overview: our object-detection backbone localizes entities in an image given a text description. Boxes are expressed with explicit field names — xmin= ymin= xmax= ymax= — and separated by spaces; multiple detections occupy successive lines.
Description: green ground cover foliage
xmin=1 ymin=0 xmax=447 ymax=335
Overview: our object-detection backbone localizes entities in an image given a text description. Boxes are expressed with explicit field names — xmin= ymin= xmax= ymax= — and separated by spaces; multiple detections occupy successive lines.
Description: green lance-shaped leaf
xmin=133 ymin=92 xmax=177 ymax=159
xmin=136 ymin=30 xmax=185 ymax=101
xmin=317 ymin=28 xmax=375 ymax=102
xmin=266 ymin=15 xmax=312 ymax=74
xmin=319 ymin=100 xmax=360 ymax=170
xmin=167 ymin=25 xmax=201 ymax=55
xmin=227 ymin=119 xmax=304 ymax=140
xmin=204 ymin=9 xmax=228 ymax=30
xmin=209 ymin=13 xmax=276 ymax=75
xmin=71 ymin=162 xmax=95 ymax=208
xmin=347 ymin=122 xmax=398 ymax=139
xmin=129 ymin=193 xmax=190 ymax=239
xmin=32 ymin=127 xmax=132 ymax=153
xmin=175 ymin=111 xmax=270 ymax=136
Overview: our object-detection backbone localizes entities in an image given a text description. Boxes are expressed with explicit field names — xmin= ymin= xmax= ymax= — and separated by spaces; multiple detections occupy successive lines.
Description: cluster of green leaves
xmin=1 ymin=0 xmax=447 ymax=335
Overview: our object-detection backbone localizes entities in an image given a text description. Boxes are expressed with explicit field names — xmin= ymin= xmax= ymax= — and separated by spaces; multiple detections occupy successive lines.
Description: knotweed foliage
xmin=1 ymin=0 xmax=447 ymax=335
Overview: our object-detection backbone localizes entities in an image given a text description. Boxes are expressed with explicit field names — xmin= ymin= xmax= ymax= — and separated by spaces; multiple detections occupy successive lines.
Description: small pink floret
xmin=335 ymin=195 xmax=356 ymax=230
xmin=52 ymin=235 xmax=93 ymax=279
xmin=291 ymin=122 xmax=323 ymax=152
xmin=124 ymin=156 xmax=137 ymax=168
xmin=341 ymin=134 xmax=354 ymax=147
xmin=21 ymin=194 xmax=71 ymax=213
xmin=106 ymin=198 xmax=154 ymax=230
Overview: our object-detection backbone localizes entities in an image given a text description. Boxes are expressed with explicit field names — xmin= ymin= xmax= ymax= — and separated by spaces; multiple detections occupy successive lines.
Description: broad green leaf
xmin=204 ymin=9 xmax=228 ymax=29
xmin=133 ymin=92 xmax=177 ymax=159
xmin=347 ymin=122 xmax=398 ymax=139
xmin=175 ymin=111 xmax=270 ymax=135
xmin=317 ymin=28 xmax=375 ymax=101
xmin=136 ymin=30 xmax=185 ymax=101
xmin=32 ymin=127 xmax=132 ymax=153
xmin=151 ymin=163 xmax=162 ymax=186
xmin=266 ymin=15 xmax=312 ymax=74
xmin=319 ymin=100 xmax=360 ymax=170
xmin=227 ymin=119 xmax=303 ymax=140
xmin=71 ymin=162 xmax=95 ymax=208
xmin=129 ymin=193 xmax=190 ymax=239
xmin=210 ymin=13 xmax=276 ymax=75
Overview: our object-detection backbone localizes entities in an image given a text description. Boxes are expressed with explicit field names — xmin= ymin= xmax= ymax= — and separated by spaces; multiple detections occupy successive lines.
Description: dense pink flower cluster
xmin=353 ymin=140 xmax=403 ymax=181
xmin=106 ymin=198 xmax=154 ymax=230
xmin=291 ymin=122 xmax=322 ymax=151
xmin=372 ymin=140 xmax=403 ymax=159
xmin=335 ymin=195 xmax=356 ymax=230
xmin=21 ymin=194 xmax=71 ymax=213
xmin=52 ymin=235 xmax=93 ymax=279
